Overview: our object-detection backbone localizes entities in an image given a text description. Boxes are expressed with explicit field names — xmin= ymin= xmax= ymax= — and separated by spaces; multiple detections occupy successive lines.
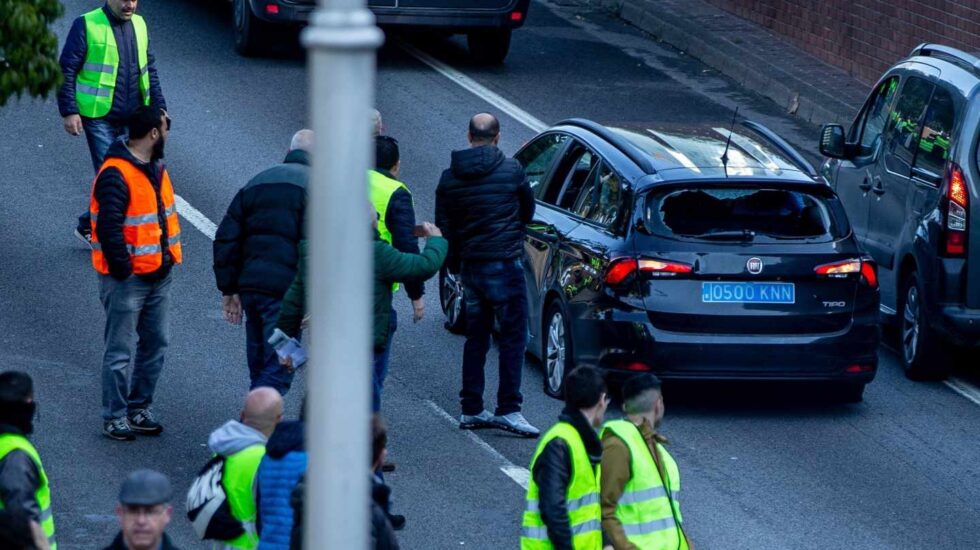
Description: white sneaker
xmin=459 ymin=410 xmax=494 ymax=430
xmin=490 ymin=412 xmax=540 ymax=438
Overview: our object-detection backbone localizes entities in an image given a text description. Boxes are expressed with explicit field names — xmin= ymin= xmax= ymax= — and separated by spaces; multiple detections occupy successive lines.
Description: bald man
xmin=204 ymin=388 xmax=283 ymax=549
xmin=214 ymin=130 xmax=313 ymax=395
xmin=436 ymin=113 xmax=537 ymax=437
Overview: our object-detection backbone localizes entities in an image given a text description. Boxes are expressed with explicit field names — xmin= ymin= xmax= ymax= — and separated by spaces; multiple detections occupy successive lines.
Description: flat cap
xmin=119 ymin=469 xmax=173 ymax=506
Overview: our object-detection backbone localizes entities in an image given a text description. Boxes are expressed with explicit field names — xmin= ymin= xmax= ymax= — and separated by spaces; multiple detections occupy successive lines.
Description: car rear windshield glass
xmin=645 ymin=187 xmax=846 ymax=242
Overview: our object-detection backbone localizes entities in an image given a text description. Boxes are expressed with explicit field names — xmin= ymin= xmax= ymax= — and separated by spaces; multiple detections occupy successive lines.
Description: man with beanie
xmin=0 ymin=371 xmax=56 ymax=549
xmin=104 ymin=469 xmax=179 ymax=550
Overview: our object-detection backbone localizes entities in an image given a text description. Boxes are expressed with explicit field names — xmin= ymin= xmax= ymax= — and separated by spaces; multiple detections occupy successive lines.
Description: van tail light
xmin=944 ymin=163 xmax=968 ymax=256
xmin=815 ymin=258 xmax=877 ymax=289
xmin=265 ymin=4 xmax=280 ymax=15
xmin=510 ymin=11 xmax=524 ymax=21
xmin=605 ymin=258 xmax=693 ymax=285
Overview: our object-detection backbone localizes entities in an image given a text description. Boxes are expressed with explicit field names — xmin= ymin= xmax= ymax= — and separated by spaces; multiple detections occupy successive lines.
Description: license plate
xmin=701 ymin=282 xmax=795 ymax=304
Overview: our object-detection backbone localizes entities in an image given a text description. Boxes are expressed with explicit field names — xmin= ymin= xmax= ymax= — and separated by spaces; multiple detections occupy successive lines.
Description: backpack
xmin=187 ymin=455 xmax=247 ymax=541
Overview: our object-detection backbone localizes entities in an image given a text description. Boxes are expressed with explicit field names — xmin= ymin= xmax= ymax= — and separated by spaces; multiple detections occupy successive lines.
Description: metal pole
xmin=302 ymin=2 xmax=383 ymax=548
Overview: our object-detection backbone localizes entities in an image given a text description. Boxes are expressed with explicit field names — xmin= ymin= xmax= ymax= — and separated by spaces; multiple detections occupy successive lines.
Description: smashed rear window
xmin=644 ymin=186 xmax=846 ymax=242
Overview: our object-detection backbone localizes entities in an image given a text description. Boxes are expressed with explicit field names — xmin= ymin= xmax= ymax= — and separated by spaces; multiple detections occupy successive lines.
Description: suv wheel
xmin=900 ymin=272 xmax=951 ymax=380
xmin=234 ymin=0 xmax=268 ymax=57
xmin=439 ymin=268 xmax=466 ymax=334
xmin=543 ymin=302 xmax=571 ymax=399
xmin=467 ymin=29 xmax=512 ymax=65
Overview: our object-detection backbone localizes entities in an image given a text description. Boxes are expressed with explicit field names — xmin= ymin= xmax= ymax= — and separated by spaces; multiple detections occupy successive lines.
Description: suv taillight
xmin=944 ymin=163 xmax=969 ymax=256
xmin=605 ymin=257 xmax=693 ymax=285
xmin=815 ymin=258 xmax=878 ymax=289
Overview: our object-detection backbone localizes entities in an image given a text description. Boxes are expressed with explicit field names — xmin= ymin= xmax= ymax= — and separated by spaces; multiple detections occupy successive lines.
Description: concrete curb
xmin=604 ymin=0 xmax=866 ymax=125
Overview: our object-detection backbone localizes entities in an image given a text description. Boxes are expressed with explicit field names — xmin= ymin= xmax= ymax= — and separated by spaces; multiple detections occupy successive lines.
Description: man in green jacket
xmin=276 ymin=214 xmax=448 ymax=412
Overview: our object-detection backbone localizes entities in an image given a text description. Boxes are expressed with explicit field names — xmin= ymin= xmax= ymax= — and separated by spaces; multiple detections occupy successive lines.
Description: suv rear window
xmin=644 ymin=186 xmax=847 ymax=242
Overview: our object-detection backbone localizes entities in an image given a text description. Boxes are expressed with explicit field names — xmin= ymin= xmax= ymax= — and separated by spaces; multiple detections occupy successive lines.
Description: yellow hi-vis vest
xmin=368 ymin=169 xmax=411 ymax=293
xmin=76 ymin=8 xmax=150 ymax=119
xmin=602 ymin=420 xmax=687 ymax=550
xmin=521 ymin=422 xmax=601 ymax=549
xmin=219 ymin=445 xmax=266 ymax=549
xmin=0 ymin=434 xmax=56 ymax=549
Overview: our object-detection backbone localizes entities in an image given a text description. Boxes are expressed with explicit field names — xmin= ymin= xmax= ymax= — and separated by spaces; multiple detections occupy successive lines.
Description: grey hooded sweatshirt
xmin=208 ymin=420 xmax=267 ymax=457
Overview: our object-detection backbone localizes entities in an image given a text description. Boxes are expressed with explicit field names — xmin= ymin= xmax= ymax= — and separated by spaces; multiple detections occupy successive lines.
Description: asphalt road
xmin=1 ymin=1 xmax=979 ymax=548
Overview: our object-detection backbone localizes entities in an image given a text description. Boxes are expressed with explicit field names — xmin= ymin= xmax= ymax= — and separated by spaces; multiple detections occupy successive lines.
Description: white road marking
xmin=944 ymin=378 xmax=980 ymax=407
xmin=425 ymin=400 xmax=530 ymax=490
xmin=398 ymin=40 xmax=548 ymax=134
xmin=174 ymin=194 xmax=217 ymax=240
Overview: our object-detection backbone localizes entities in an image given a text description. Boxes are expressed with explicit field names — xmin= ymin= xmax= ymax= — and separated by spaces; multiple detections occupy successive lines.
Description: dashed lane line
xmin=398 ymin=40 xmax=548 ymax=134
xmin=174 ymin=194 xmax=217 ymax=240
xmin=944 ymin=378 xmax=980 ymax=407
xmin=425 ymin=400 xmax=530 ymax=490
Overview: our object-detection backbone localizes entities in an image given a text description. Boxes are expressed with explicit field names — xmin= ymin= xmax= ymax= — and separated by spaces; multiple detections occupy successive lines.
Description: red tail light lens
xmin=510 ymin=11 xmax=524 ymax=21
xmin=945 ymin=163 xmax=968 ymax=256
xmin=265 ymin=4 xmax=280 ymax=14
xmin=815 ymin=258 xmax=877 ymax=288
xmin=606 ymin=258 xmax=692 ymax=285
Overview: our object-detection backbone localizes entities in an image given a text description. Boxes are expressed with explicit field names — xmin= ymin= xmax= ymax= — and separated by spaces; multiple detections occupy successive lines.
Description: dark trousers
xmin=242 ymin=292 xmax=294 ymax=395
xmin=372 ymin=309 xmax=397 ymax=413
xmin=459 ymin=259 xmax=528 ymax=416
xmin=79 ymin=117 xmax=128 ymax=232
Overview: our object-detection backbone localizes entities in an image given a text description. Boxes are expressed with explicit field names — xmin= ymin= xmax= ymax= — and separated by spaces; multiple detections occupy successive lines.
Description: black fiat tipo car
xmin=441 ymin=119 xmax=881 ymax=401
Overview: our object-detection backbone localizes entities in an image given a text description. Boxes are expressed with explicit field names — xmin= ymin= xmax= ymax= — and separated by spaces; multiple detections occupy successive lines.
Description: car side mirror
xmin=819 ymin=124 xmax=847 ymax=159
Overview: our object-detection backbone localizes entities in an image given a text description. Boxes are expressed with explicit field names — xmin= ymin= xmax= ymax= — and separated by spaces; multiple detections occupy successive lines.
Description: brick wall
xmin=703 ymin=0 xmax=980 ymax=84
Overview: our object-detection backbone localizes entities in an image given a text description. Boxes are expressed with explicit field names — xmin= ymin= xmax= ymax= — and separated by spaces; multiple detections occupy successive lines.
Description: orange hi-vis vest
xmin=89 ymin=157 xmax=182 ymax=275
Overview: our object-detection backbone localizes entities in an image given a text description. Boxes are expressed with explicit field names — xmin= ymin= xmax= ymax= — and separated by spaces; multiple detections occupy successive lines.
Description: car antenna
xmin=720 ymin=106 xmax=740 ymax=177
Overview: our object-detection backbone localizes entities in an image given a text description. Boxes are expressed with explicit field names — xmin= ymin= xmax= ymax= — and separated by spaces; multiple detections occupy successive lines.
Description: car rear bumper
xmin=575 ymin=308 xmax=879 ymax=383
xmin=937 ymin=305 xmax=980 ymax=344
xmin=252 ymin=0 xmax=529 ymax=29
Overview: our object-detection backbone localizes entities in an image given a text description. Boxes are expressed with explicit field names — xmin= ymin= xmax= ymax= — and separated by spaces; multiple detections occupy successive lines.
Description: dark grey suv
xmin=819 ymin=44 xmax=980 ymax=379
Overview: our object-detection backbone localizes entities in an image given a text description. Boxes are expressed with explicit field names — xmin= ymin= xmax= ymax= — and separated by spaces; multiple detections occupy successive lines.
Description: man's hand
xmin=63 ymin=114 xmax=82 ymax=136
xmin=279 ymin=354 xmax=295 ymax=373
xmin=29 ymin=521 xmax=50 ymax=550
xmin=222 ymin=294 xmax=242 ymax=325
xmin=412 ymin=298 xmax=425 ymax=323
xmin=419 ymin=221 xmax=442 ymax=238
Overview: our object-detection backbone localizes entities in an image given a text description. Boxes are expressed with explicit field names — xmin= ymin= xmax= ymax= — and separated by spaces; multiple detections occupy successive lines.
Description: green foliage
xmin=0 ymin=0 xmax=64 ymax=107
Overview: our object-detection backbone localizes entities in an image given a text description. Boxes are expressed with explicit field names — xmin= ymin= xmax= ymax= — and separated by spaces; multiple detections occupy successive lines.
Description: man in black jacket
xmin=435 ymin=113 xmax=538 ymax=437
xmin=213 ymin=130 xmax=312 ymax=395
xmin=59 ymin=0 xmax=167 ymax=246
xmin=523 ymin=367 xmax=607 ymax=549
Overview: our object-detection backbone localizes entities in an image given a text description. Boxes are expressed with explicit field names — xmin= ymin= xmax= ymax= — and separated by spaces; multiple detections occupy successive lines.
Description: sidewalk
xmin=598 ymin=0 xmax=871 ymax=125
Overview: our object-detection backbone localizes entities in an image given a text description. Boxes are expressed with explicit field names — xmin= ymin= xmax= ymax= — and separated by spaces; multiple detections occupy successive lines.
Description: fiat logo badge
xmin=747 ymin=258 xmax=764 ymax=274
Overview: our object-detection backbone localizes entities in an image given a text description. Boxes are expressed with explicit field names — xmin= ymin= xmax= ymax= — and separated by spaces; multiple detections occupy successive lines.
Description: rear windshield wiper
xmin=686 ymin=229 xmax=756 ymax=241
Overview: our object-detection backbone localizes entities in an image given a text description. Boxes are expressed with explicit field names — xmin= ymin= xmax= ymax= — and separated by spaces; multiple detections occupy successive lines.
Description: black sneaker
xmin=387 ymin=513 xmax=406 ymax=531
xmin=128 ymin=408 xmax=163 ymax=435
xmin=74 ymin=227 xmax=92 ymax=249
xmin=103 ymin=418 xmax=135 ymax=441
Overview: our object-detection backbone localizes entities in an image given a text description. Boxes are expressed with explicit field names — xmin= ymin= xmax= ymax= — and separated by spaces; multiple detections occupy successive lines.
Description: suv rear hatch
xmin=630 ymin=183 xmax=875 ymax=336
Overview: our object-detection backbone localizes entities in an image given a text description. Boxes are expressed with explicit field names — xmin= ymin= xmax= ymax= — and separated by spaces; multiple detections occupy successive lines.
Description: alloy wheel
xmin=441 ymin=271 xmax=464 ymax=329
xmin=546 ymin=312 xmax=566 ymax=394
xmin=902 ymin=284 xmax=920 ymax=366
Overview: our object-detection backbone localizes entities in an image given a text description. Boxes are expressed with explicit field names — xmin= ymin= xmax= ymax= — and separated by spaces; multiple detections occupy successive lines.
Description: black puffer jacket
xmin=435 ymin=145 xmax=534 ymax=264
xmin=93 ymin=140 xmax=174 ymax=281
xmin=213 ymin=150 xmax=309 ymax=297
xmin=531 ymin=407 xmax=602 ymax=550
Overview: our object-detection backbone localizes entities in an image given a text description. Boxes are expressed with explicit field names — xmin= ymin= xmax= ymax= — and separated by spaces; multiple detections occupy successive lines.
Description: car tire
xmin=467 ymin=29 xmax=512 ymax=65
xmin=543 ymin=301 xmax=572 ymax=399
xmin=900 ymin=271 xmax=951 ymax=380
xmin=439 ymin=268 xmax=466 ymax=335
xmin=832 ymin=382 xmax=866 ymax=404
xmin=234 ymin=0 xmax=268 ymax=57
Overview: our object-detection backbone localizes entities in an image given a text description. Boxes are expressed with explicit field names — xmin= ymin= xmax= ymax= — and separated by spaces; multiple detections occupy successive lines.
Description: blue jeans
xmin=79 ymin=117 xmax=128 ymax=232
xmin=242 ymin=292 xmax=295 ymax=395
xmin=372 ymin=309 xmax=397 ymax=413
xmin=459 ymin=259 xmax=528 ymax=416
xmin=99 ymin=274 xmax=172 ymax=420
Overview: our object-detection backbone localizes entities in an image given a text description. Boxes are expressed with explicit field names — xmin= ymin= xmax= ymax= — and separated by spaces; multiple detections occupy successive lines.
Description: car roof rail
xmin=554 ymin=118 xmax=657 ymax=174
xmin=910 ymin=43 xmax=980 ymax=78
xmin=739 ymin=120 xmax=818 ymax=178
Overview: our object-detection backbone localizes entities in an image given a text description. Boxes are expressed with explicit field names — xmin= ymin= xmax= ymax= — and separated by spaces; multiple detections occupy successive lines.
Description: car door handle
xmin=528 ymin=222 xmax=559 ymax=242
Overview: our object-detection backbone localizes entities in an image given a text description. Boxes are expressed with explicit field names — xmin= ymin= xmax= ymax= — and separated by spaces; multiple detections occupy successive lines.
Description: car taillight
xmin=815 ymin=258 xmax=877 ymax=288
xmin=605 ymin=257 xmax=692 ymax=285
xmin=510 ymin=11 xmax=524 ymax=21
xmin=944 ymin=163 xmax=969 ymax=256
xmin=265 ymin=4 xmax=280 ymax=15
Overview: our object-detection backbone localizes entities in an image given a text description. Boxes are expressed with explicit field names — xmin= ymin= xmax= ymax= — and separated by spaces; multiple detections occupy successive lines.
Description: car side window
xmin=912 ymin=87 xmax=956 ymax=182
xmin=854 ymin=77 xmax=899 ymax=151
xmin=515 ymin=133 xmax=569 ymax=200
xmin=572 ymin=162 xmax=624 ymax=228
xmin=554 ymin=148 xmax=596 ymax=209
xmin=883 ymin=77 xmax=934 ymax=176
